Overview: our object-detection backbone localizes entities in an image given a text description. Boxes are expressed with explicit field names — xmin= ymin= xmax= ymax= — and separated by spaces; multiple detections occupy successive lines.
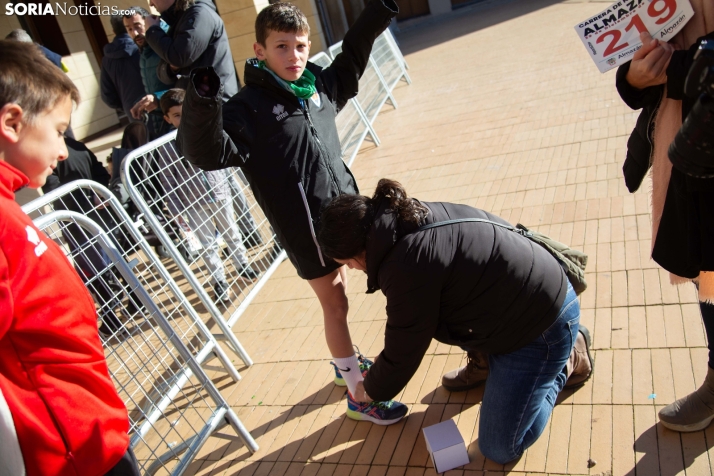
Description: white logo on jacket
xmin=273 ymin=104 xmax=288 ymax=121
xmin=26 ymin=225 xmax=48 ymax=257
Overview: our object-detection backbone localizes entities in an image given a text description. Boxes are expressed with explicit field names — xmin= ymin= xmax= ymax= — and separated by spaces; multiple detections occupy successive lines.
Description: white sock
xmin=333 ymin=354 xmax=363 ymax=395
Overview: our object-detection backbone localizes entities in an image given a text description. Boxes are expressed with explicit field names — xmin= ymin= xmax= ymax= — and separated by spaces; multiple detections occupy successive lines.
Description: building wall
xmin=56 ymin=13 xmax=120 ymax=140
xmin=0 ymin=13 xmax=121 ymax=141
xmin=0 ymin=11 xmax=22 ymax=33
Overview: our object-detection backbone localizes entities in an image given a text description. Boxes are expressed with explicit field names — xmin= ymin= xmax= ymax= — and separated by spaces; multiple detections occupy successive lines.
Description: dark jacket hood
xmin=365 ymin=200 xmax=429 ymax=293
xmin=103 ymin=33 xmax=138 ymax=58
xmin=162 ymin=0 xmax=214 ymax=26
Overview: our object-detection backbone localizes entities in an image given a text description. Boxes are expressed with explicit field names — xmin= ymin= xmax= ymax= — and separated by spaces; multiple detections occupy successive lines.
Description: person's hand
xmin=130 ymin=95 xmax=158 ymax=119
xmin=144 ymin=14 xmax=160 ymax=29
xmin=352 ymin=381 xmax=372 ymax=403
xmin=92 ymin=194 xmax=106 ymax=210
xmin=626 ymin=32 xmax=675 ymax=90
xmin=195 ymin=73 xmax=212 ymax=97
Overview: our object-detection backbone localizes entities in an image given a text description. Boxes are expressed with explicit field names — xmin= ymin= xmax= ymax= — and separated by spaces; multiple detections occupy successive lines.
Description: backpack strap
xmin=415 ymin=218 xmax=532 ymax=238
xmin=413 ymin=217 xmax=587 ymax=294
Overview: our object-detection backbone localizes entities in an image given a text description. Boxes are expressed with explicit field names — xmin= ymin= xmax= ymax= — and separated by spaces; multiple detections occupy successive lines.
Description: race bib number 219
xmin=574 ymin=0 xmax=694 ymax=73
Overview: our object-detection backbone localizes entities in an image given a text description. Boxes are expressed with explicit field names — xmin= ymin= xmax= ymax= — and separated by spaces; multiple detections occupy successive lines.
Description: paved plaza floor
xmin=185 ymin=0 xmax=711 ymax=474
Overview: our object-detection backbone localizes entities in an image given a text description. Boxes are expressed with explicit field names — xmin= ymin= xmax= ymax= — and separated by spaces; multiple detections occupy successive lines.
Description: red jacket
xmin=0 ymin=161 xmax=129 ymax=475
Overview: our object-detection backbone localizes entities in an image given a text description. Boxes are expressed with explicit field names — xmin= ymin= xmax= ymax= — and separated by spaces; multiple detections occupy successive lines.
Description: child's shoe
xmin=346 ymin=391 xmax=408 ymax=425
xmin=239 ymin=265 xmax=260 ymax=280
xmin=213 ymin=281 xmax=232 ymax=303
xmin=331 ymin=347 xmax=373 ymax=386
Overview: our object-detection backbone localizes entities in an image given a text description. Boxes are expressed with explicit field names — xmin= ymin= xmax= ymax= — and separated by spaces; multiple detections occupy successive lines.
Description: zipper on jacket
xmin=297 ymin=182 xmax=326 ymax=267
xmin=645 ymin=96 xmax=662 ymax=166
xmin=299 ymin=99 xmax=340 ymax=193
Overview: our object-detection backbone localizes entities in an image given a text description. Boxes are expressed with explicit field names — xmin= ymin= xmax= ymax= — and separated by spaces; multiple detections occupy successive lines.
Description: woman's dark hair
xmin=318 ymin=179 xmax=428 ymax=260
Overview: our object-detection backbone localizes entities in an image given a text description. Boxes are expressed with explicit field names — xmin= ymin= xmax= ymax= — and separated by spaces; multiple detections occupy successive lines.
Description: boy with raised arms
xmin=179 ymin=1 xmax=407 ymax=424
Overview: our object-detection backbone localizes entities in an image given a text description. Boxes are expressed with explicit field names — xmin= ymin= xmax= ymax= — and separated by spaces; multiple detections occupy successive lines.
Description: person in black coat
xmin=179 ymin=1 xmax=410 ymax=425
xmin=143 ymin=0 xmax=239 ymax=101
xmin=318 ymin=179 xmax=595 ymax=464
xmin=42 ymin=138 xmax=131 ymax=337
xmin=616 ymin=17 xmax=714 ymax=432
xmin=100 ymin=15 xmax=145 ymax=121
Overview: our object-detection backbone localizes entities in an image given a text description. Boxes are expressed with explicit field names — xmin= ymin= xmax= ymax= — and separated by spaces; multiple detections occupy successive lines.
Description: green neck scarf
xmin=258 ymin=61 xmax=316 ymax=99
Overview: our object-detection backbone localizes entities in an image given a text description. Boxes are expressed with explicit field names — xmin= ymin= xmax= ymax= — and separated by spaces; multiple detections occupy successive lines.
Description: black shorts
xmin=285 ymin=247 xmax=342 ymax=280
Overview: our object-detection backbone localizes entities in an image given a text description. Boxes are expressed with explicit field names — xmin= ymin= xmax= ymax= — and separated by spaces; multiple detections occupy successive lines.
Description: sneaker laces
xmin=466 ymin=352 xmax=487 ymax=370
xmin=373 ymin=400 xmax=393 ymax=410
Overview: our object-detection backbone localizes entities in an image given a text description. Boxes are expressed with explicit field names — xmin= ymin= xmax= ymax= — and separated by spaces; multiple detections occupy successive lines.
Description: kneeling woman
xmin=318 ymin=179 xmax=593 ymax=464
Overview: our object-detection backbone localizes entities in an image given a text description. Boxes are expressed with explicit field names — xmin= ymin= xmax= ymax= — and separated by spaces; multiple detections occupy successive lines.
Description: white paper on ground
xmin=422 ymin=419 xmax=470 ymax=473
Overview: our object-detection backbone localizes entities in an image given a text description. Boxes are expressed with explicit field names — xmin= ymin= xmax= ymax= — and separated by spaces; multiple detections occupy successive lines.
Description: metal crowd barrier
xmin=330 ymin=40 xmax=398 ymax=123
xmin=311 ymin=30 xmax=410 ymax=167
xmin=121 ymin=132 xmax=286 ymax=363
xmin=372 ymin=31 xmax=411 ymax=90
xmin=384 ymin=28 xmax=409 ymax=71
xmin=310 ymin=51 xmax=380 ymax=167
xmin=23 ymin=180 xmax=241 ymax=382
xmin=26 ymin=191 xmax=257 ymax=474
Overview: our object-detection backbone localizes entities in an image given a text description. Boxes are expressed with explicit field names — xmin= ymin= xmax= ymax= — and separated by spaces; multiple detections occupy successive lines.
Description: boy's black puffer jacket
xmin=362 ymin=201 xmax=568 ymax=402
xmin=178 ymin=0 xmax=397 ymax=276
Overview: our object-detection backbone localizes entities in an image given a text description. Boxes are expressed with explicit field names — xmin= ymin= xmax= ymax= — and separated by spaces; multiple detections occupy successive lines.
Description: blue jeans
xmin=475 ymin=281 xmax=580 ymax=464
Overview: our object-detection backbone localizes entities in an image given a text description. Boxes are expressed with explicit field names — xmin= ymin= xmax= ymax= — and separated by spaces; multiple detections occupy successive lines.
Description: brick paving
xmin=183 ymin=0 xmax=710 ymax=474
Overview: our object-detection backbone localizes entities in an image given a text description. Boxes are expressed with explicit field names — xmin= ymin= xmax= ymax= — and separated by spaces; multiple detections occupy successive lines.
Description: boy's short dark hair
xmin=160 ymin=88 xmax=186 ymax=115
xmin=109 ymin=14 xmax=126 ymax=36
xmin=0 ymin=40 xmax=79 ymax=124
xmin=255 ymin=3 xmax=310 ymax=46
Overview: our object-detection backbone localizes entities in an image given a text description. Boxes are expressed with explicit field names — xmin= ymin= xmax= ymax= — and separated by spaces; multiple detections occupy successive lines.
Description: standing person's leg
xmin=702 ymin=301 xmax=714 ymax=368
xmin=659 ymin=286 xmax=714 ymax=431
xmin=211 ymin=198 xmax=258 ymax=279
xmin=478 ymin=283 xmax=580 ymax=464
xmin=230 ymin=173 xmax=261 ymax=247
xmin=307 ymin=267 xmax=407 ymax=425
xmin=185 ymin=204 xmax=229 ymax=299
xmin=308 ymin=268 xmax=353 ymax=359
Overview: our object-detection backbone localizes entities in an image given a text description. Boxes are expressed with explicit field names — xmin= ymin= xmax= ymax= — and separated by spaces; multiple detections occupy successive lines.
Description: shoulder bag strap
xmin=415 ymin=218 xmax=532 ymax=237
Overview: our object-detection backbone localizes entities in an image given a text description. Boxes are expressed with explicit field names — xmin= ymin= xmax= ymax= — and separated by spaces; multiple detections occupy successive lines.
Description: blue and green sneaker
xmin=330 ymin=346 xmax=373 ymax=386
xmin=346 ymin=391 xmax=408 ymax=425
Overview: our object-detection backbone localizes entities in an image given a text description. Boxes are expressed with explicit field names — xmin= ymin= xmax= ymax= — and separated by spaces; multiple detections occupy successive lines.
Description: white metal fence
xmin=311 ymin=29 xmax=411 ymax=166
xmin=310 ymin=51 xmax=380 ymax=167
xmin=121 ymin=133 xmax=285 ymax=367
xmin=25 ymin=182 xmax=257 ymax=474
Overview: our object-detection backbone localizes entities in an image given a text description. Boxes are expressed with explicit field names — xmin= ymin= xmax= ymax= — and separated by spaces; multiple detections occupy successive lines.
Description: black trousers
xmin=105 ymin=446 xmax=140 ymax=476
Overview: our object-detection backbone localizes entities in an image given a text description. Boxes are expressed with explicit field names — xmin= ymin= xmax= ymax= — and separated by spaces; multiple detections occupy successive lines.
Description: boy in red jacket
xmin=0 ymin=40 xmax=138 ymax=475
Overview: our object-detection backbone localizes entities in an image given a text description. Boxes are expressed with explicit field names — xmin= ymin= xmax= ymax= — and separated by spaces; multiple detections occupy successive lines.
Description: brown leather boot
xmin=442 ymin=351 xmax=489 ymax=392
xmin=659 ymin=366 xmax=714 ymax=432
xmin=564 ymin=326 xmax=594 ymax=389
